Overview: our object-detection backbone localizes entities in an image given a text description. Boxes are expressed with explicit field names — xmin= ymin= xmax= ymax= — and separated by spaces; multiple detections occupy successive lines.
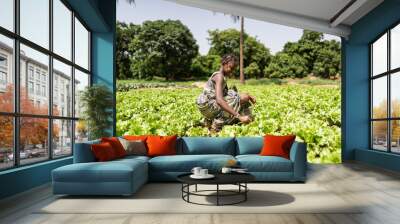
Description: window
xmin=0 ymin=116 xmax=13 ymax=170
xmin=75 ymin=17 xmax=90 ymax=70
xmin=53 ymin=59 xmax=72 ymax=117
xmin=0 ymin=0 xmax=14 ymax=32
xmin=36 ymin=84 xmax=40 ymax=95
xmin=28 ymin=81 xmax=34 ymax=94
xmin=74 ymin=69 xmax=89 ymax=118
xmin=53 ymin=119 xmax=72 ymax=158
xmin=35 ymin=70 xmax=41 ymax=81
xmin=0 ymin=54 xmax=8 ymax=89
xmin=0 ymin=0 xmax=91 ymax=170
xmin=53 ymin=0 xmax=72 ymax=60
xmin=0 ymin=71 xmax=6 ymax=85
xmin=0 ymin=34 xmax=13 ymax=113
xmin=28 ymin=67 xmax=34 ymax=80
xmin=0 ymin=55 xmax=7 ymax=67
xmin=20 ymin=117 xmax=49 ymax=165
xmin=370 ymin=23 xmax=400 ymax=153
xmin=20 ymin=0 xmax=49 ymax=48
xmin=42 ymin=85 xmax=46 ymax=97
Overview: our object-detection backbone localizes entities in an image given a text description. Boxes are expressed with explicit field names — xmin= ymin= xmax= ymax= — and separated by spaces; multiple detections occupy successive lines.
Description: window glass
xmin=74 ymin=69 xmax=89 ymax=118
xmin=53 ymin=119 xmax=72 ymax=157
xmin=0 ymin=0 xmax=14 ymax=31
xmin=19 ymin=117 xmax=49 ymax=165
xmin=391 ymin=120 xmax=400 ymax=153
xmin=74 ymin=18 xmax=89 ymax=70
xmin=372 ymin=33 xmax=387 ymax=76
xmin=0 ymin=116 xmax=14 ymax=170
xmin=53 ymin=59 xmax=72 ymax=117
xmin=372 ymin=121 xmax=388 ymax=151
xmin=391 ymin=72 xmax=400 ymax=118
xmin=53 ymin=0 xmax=72 ymax=60
xmin=20 ymin=0 xmax=49 ymax=49
xmin=391 ymin=24 xmax=400 ymax=70
xmin=20 ymin=44 xmax=49 ymax=115
xmin=0 ymin=35 xmax=13 ymax=113
xmin=75 ymin=120 xmax=88 ymax=143
xmin=372 ymin=76 xmax=387 ymax=119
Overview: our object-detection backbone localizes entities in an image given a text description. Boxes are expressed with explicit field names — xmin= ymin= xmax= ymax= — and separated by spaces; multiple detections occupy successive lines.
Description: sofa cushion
xmin=119 ymin=138 xmax=147 ymax=156
xmin=91 ymin=142 xmax=118 ymax=162
xmin=260 ymin=135 xmax=296 ymax=159
xmin=147 ymin=135 xmax=177 ymax=157
xmin=53 ymin=159 xmax=147 ymax=183
xmin=149 ymin=154 xmax=235 ymax=172
xmin=236 ymin=137 xmax=263 ymax=155
xmin=180 ymin=137 xmax=235 ymax=155
xmin=236 ymin=155 xmax=293 ymax=172
xmin=101 ymin=137 xmax=127 ymax=158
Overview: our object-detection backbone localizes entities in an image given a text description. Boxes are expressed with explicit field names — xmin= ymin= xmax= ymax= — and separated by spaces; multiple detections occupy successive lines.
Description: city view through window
xmin=0 ymin=0 xmax=91 ymax=170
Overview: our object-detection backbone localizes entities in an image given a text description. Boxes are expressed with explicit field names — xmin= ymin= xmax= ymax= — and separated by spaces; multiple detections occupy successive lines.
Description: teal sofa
xmin=52 ymin=137 xmax=307 ymax=196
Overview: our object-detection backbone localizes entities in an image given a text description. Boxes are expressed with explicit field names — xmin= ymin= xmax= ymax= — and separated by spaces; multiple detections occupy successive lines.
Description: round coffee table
xmin=177 ymin=173 xmax=255 ymax=206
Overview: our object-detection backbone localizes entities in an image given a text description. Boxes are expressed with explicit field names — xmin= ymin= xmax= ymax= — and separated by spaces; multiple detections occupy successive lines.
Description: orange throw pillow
xmin=101 ymin=137 xmax=127 ymax=158
xmin=123 ymin=135 xmax=148 ymax=142
xmin=146 ymin=135 xmax=177 ymax=157
xmin=91 ymin=142 xmax=117 ymax=162
xmin=260 ymin=134 xmax=296 ymax=159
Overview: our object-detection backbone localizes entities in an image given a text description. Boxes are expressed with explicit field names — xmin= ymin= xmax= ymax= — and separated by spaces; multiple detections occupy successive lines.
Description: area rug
xmin=37 ymin=183 xmax=362 ymax=214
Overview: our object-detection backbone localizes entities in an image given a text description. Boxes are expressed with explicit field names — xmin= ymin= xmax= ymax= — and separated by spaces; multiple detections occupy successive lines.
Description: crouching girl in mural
xmin=196 ymin=54 xmax=256 ymax=132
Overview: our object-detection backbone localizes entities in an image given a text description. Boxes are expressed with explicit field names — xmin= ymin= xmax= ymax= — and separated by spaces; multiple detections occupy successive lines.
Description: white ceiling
xmin=166 ymin=0 xmax=384 ymax=38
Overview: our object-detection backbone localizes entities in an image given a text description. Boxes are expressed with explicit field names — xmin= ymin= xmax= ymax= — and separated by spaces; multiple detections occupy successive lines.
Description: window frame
xmin=0 ymin=0 xmax=92 ymax=171
xmin=370 ymin=21 xmax=400 ymax=154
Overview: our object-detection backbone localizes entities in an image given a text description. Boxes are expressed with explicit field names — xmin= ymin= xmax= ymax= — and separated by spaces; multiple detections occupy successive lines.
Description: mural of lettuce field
xmin=116 ymin=79 xmax=341 ymax=163
xmin=115 ymin=19 xmax=342 ymax=164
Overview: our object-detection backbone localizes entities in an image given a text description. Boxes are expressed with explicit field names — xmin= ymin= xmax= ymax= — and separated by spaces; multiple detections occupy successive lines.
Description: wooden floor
xmin=1 ymin=162 xmax=400 ymax=224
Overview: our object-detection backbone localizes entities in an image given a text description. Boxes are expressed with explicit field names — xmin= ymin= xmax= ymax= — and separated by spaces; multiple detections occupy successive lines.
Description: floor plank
xmin=1 ymin=162 xmax=400 ymax=224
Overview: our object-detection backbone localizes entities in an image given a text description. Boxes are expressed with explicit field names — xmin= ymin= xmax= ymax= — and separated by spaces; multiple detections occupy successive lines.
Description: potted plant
xmin=79 ymin=84 xmax=113 ymax=140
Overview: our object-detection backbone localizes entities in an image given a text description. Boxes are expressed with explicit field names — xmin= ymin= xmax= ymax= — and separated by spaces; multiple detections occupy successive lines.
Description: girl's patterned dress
xmin=196 ymin=72 xmax=252 ymax=131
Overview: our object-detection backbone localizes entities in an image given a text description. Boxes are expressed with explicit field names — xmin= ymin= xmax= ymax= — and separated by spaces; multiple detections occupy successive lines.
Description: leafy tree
xmin=0 ymin=85 xmax=56 ymax=150
xmin=208 ymin=29 xmax=271 ymax=78
xmin=312 ymin=40 xmax=341 ymax=78
xmin=282 ymin=30 xmax=341 ymax=78
xmin=244 ymin=62 xmax=261 ymax=78
xmin=129 ymin=20 xmax=199 ymax=80
xmin=116 ymin=22 xmax=140 ymax=79
xmin=264 ymin=53 xmax=308 ymax=78
xmin=190 ymin=54 xmax=221 ymax=77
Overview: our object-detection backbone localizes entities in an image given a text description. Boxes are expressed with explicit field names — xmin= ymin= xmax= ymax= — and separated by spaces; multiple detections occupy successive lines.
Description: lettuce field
xmin=117 ymin=81 xmax=341 ymax=163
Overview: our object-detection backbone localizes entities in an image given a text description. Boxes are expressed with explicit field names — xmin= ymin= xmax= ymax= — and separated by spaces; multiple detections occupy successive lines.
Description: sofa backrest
xmin=178 ymin=137 xmax=236 ymax=155
xmin=73 ymin=139 xmax=100 ymax=163
xmin=235 ymin=137 xmax=263 ymax=155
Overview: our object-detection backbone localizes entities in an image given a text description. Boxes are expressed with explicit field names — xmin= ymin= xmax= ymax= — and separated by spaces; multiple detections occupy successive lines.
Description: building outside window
xmin=0 ymin=54 xmax=7 ymax=89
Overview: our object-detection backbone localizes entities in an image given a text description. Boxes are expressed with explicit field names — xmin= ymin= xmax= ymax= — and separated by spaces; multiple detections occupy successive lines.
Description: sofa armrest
xmin=73 ymin=140 xmax=100 ymax=163
xmin=289 ymin=141 xmax=307 ymax=181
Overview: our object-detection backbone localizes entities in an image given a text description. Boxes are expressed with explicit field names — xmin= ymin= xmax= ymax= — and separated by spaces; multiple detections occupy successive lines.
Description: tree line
xmin=116 ymin=20 xmax=341 ymax=80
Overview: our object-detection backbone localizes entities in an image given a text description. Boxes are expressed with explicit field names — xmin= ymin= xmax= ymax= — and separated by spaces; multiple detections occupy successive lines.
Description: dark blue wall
xmin=343 ymin=0 xmax=400 ymax=171
xmin=0 ymin=0 xmax=116 ymax=200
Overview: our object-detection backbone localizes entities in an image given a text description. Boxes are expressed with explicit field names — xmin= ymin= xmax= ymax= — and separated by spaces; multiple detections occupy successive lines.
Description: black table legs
xmin=181 ymin=183 xmax=249 ymax=206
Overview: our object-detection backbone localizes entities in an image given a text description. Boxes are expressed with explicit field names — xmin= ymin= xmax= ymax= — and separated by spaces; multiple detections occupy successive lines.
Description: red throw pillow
xmin=260 ymin=134 xmax=296 ymax=159
xmin=123 ymin=135 xmax=148 ymax=142
xmin=101 ymin=137 xmax=126 ymax=158
xmin=91 ymin=142 xmax=117 ymax=162
xmin=146 ymin=135 xmax=177 ymax=157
